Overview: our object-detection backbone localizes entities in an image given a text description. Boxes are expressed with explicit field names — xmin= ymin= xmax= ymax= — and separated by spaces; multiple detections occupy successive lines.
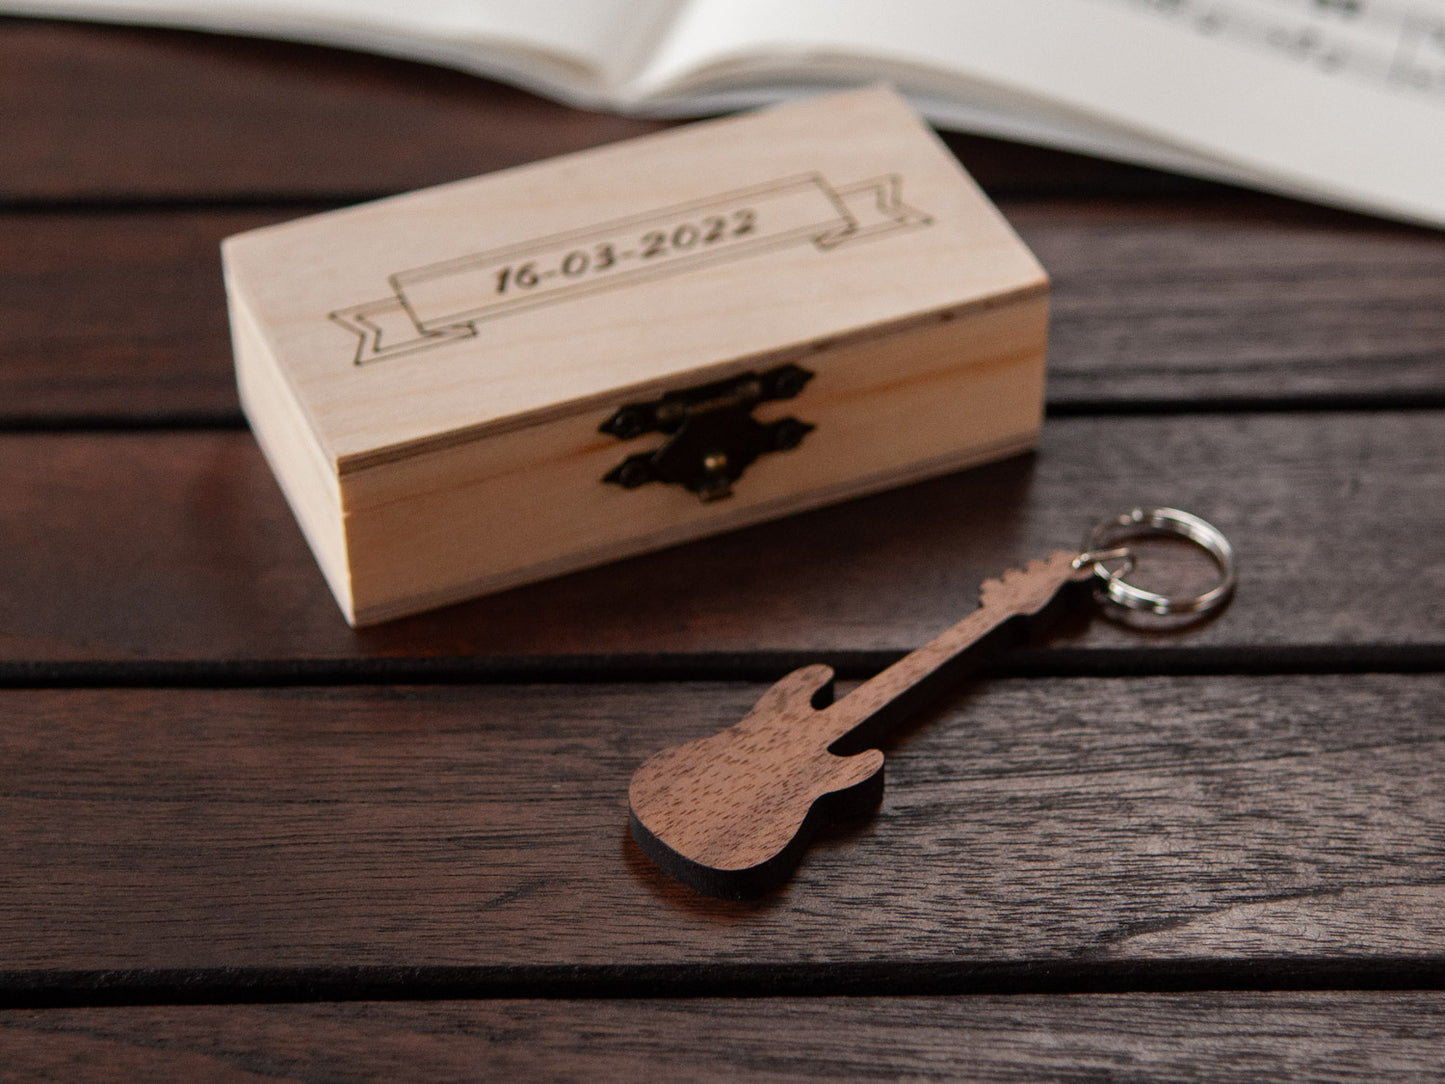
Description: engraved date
xmin=493 ymin=208 xmax=756 ymax=295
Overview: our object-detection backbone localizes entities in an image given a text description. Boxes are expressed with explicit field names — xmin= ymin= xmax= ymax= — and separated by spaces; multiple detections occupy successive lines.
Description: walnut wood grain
xmin=3 ymin=994 xmax=1443 ymax=1081
xmin=1 ymin=675 xmax=1440 ymax=975
xmin=0 ymin=19 xmax=1195 ymax=203
xmin=630 ymin=554 xmax=1092 ymax=895
xmin=2 ymin=202 xmax=1441 ymax=423
xmin=0 ymin=412 xmax=1438 ymax=664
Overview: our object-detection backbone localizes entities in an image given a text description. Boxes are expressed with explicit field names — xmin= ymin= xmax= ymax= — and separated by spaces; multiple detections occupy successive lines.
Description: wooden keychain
xmin=628 ymin=507 xmax=1237 ymax=898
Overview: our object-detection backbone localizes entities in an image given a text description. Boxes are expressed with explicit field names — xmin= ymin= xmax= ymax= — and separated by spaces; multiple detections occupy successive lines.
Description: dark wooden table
xmin=3 ymin=17 xmax=1443 ymax=1080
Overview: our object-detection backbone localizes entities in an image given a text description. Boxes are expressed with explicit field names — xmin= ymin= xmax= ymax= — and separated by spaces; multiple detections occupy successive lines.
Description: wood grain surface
xmin=1016 ymin=200 xmax=1445 ymax=406
xmin=0 ymin=19 xmax=663 ymax=204
xmin=0 ymin=412 xmax=1438 ymax=665
xmin=2 ymin=15 xmax=1441 ymax=1075
xmin=3 ymin=994 xmax=1443 ymax=1081
xmin=2 ymin=203 xmax=1441 ymax=424
xmin=2 ymin=675 xmax=1440 ymax=979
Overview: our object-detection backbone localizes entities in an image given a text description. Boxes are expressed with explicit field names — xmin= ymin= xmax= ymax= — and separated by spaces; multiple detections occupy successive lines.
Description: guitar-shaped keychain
xmin=629 ymin=507 xmax=1236 ymax=897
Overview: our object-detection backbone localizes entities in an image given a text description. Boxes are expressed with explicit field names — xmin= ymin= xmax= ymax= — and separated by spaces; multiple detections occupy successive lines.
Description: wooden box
xmin=222 ymin=87 xmax=1048 ymax=626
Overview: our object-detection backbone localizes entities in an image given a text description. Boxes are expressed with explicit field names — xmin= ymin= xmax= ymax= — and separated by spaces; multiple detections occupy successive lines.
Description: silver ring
xmin=1081 ymin=507 xmax=1237 ymax=617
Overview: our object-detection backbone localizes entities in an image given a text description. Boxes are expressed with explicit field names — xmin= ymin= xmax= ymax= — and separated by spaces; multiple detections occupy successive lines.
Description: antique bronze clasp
xmin=600 ymin=364 xmax=815 ymax=502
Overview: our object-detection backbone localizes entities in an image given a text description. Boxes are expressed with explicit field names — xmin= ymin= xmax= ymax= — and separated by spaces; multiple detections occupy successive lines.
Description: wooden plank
xmin=1 ymin=675 xmax=1441 ymax=975
xmin=0 ymin=19 xmax=664 ymax=203
xmin=1018 ymin=199 xmax=1445 ymax=405
xmin=3 ymin=202 xmax=1440 ymax=424
xmin=0 ymin=210 xmax=252 ymax=420
xmin=0 ymin=19 xmax=1192 ymax=203
xmin=0 ymin=412 xmax=1438 ymax=664
xmin=3 ymin=994 xmax=1444 ymax=1081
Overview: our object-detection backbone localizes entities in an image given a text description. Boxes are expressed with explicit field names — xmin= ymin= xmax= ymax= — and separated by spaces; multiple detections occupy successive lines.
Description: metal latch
xmin=600 ymin=364 xmax=815 ymax=502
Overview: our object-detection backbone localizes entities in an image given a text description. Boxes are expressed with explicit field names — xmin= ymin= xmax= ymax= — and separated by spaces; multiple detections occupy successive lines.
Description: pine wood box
xmin=222 ymin=87 xmax=1048 ymax=626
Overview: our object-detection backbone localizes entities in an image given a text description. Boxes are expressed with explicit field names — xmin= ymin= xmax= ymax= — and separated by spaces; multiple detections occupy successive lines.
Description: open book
xmin=13 ymin=0 xmax=1445 ymax=227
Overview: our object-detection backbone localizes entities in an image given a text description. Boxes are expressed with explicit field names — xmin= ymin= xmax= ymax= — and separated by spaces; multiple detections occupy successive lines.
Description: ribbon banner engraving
xmin=329 ymin=172 xmax=932 ymax=365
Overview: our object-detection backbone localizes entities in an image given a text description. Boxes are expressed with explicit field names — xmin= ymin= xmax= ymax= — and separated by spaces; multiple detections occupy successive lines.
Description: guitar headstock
xmin=977 ymin=550 xmax=1091 ymax=618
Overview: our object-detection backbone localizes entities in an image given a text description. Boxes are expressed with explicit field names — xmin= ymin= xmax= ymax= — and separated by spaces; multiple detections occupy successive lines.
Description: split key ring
xmin=1075 ymin=507 xmax=1237 ymax=617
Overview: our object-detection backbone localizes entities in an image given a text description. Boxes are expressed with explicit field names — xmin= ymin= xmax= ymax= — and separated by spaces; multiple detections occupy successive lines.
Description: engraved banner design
xmin=329 ymin=173 xmax=931 ymax=364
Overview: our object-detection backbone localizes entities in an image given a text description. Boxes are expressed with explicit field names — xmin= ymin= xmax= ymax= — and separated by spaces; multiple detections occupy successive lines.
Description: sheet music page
xmin=637 ymin=0 xmax=1445 ymax=225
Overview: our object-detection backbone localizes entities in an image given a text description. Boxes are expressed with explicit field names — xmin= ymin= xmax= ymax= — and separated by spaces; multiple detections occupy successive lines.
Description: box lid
xmin=222 ymin=86 xmax=1044 ymax=474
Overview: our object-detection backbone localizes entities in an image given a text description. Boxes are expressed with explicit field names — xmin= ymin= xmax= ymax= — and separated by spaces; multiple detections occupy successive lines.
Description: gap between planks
xmin=5 ymin=396 xmax=1445 ymax=435
xmin=5 ymin=957 xmax=1445 ymax=1010
xmin=0 ymin=644 xmax=1440 ymax=690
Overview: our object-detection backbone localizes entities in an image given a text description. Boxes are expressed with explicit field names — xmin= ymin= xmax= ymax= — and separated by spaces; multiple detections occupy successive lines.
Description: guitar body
xmin=629 ymin=664 xmax=886 ymax=898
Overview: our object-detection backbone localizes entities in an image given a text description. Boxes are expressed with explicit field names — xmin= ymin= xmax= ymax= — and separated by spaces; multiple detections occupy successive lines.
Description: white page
xmin=1 ymin=0 xmax=682 ymax=100
xmin=635 ymin=0 xmax=1445 ymax=226
xmin=638 ymin=81 xmax=1277 ymax=192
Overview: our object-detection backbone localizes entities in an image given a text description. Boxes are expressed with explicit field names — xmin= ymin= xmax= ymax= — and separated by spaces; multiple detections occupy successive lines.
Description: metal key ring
xmin=1080 ymin=507 xmax=1237 ymax=617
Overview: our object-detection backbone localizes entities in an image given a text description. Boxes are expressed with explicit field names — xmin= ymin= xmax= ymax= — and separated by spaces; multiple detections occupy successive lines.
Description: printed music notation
xmin=1088 ymin=0 xmax=1445 ymax=101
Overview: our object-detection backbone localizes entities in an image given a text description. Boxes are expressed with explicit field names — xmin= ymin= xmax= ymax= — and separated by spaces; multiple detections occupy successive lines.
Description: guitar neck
xmin=814 ymin=600 xmax=1022 ymax=749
